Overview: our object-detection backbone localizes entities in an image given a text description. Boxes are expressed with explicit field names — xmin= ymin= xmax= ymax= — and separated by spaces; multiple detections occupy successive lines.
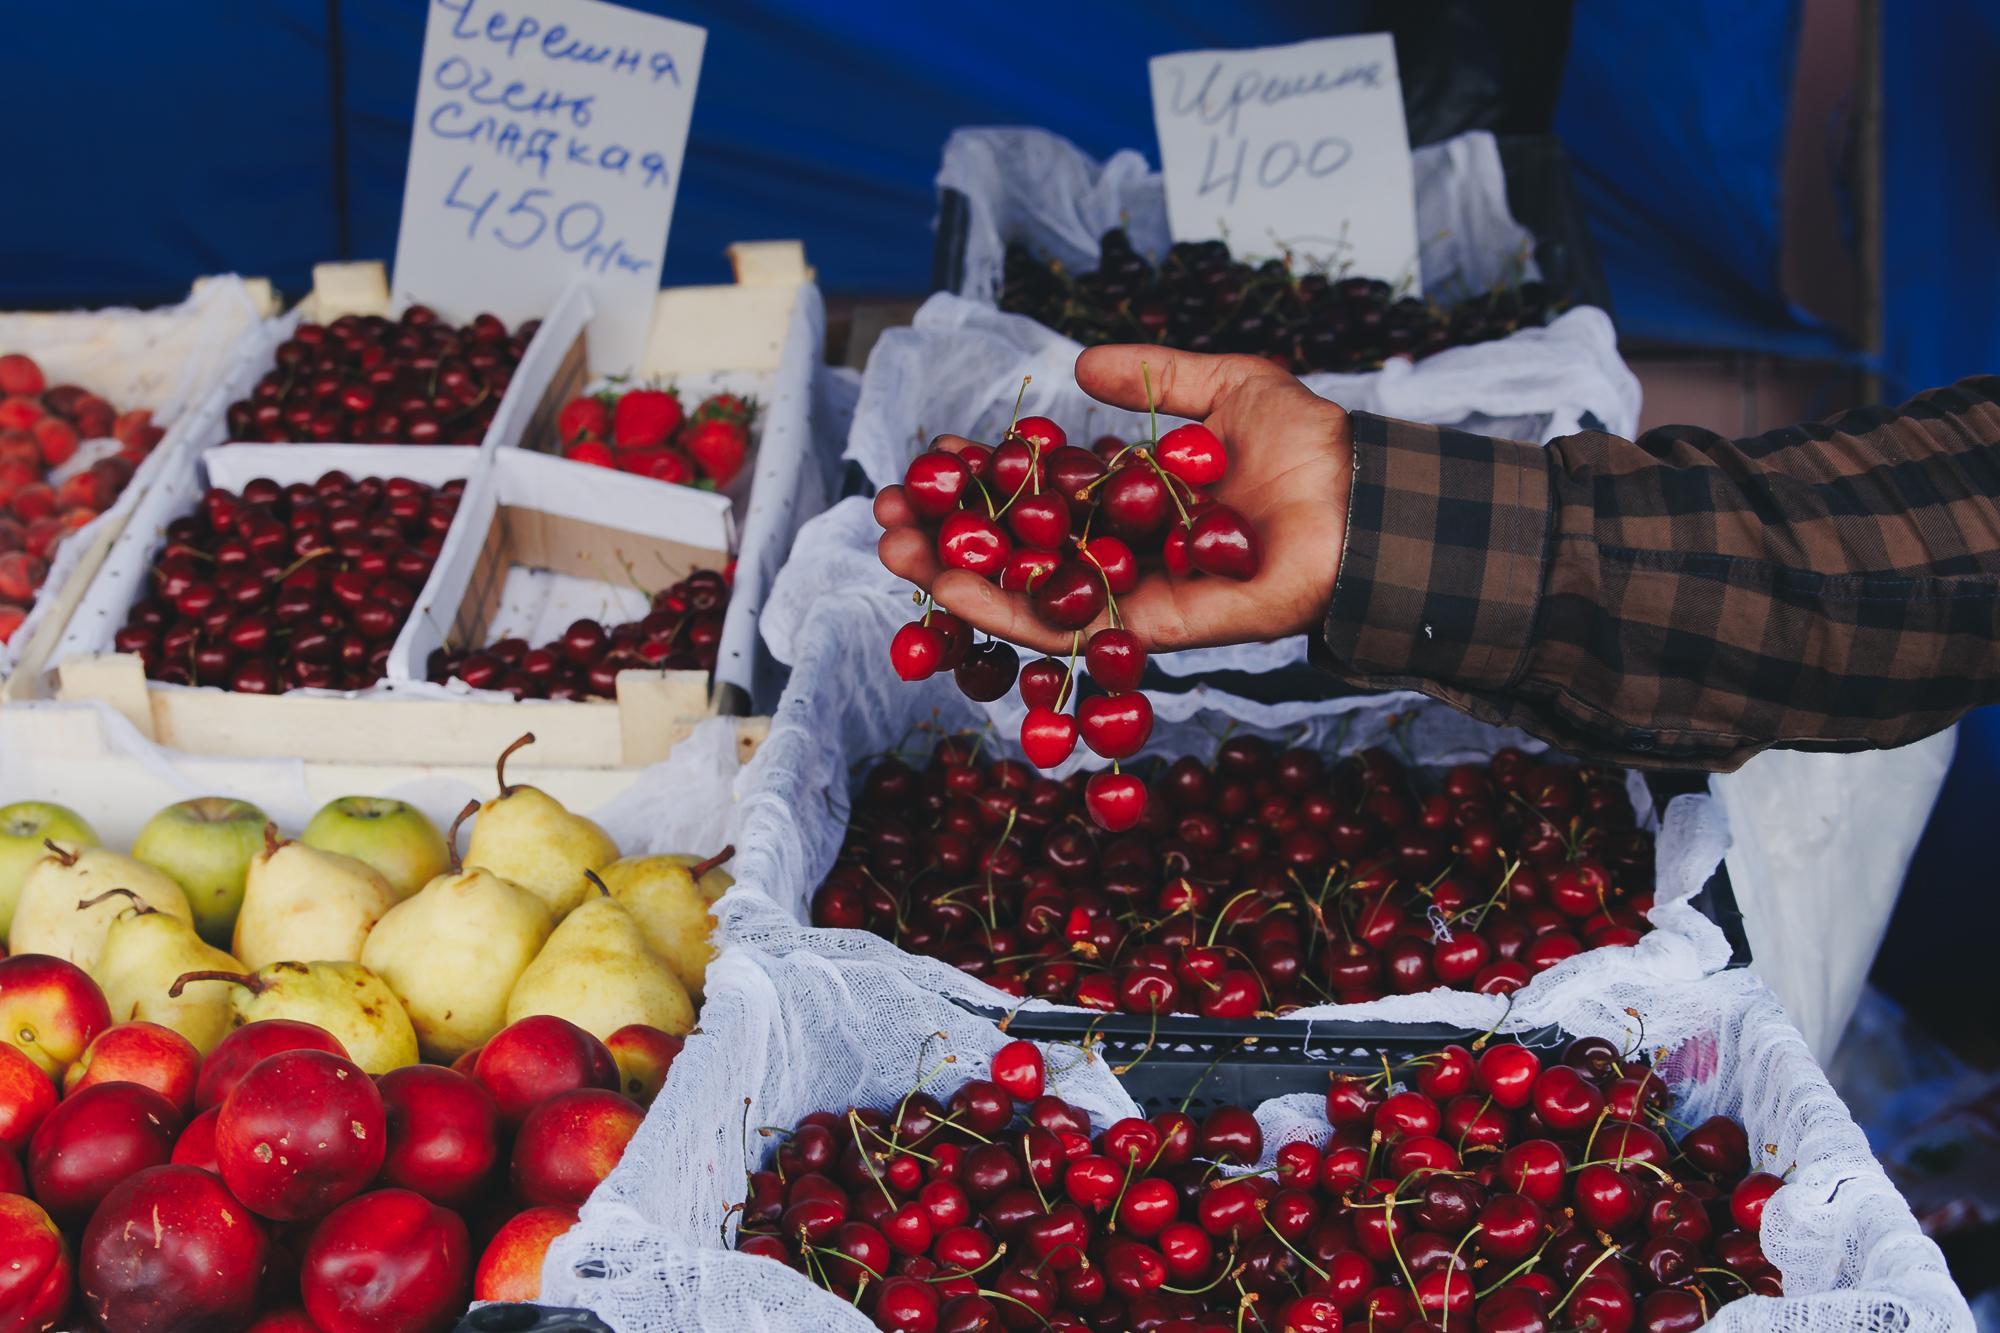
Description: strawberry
xmin=613 ymin=388 xmax=683 ymax=449
xmin=692 ymin=392 xmax=755 ymax=427
xmin=566 ymin=440 xmax=617 ymax=469
xmin=556 ymin=395 xmax=611 ymax=445
xmin=685 ymin=418 xmax=748 ymax=486
xmin=619 ymin=447 xmax=695 ymax=486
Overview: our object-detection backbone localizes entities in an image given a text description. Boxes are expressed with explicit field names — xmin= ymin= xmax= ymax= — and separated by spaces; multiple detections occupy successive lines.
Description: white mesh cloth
xmin=728 ymin=497 xmax=1735 ymax=1030
xmin=541 ymin=952 xmax=1972 ymax=1333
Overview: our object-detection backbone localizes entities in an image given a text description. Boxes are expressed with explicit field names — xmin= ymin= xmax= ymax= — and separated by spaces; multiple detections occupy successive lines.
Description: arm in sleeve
xmin=1317 ymin=377 xmax=2000 ymax=770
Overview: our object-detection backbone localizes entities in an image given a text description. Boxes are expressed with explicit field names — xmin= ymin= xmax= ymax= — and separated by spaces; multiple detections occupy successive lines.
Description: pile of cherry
xmin=426 ymin=565 xmax=733 ymax=700
xmin=223 ymin=306 xmax=535 ymax=446
xmin=735 ymin=1034 xmax=1780 ymax=1332
xmin=0 ymin=351 xmax=164 ymax=643
xmin=811 ymin=735 xmax=1654 ymax=1012
xmin=890 ymin=409 xmax=1260 ymax=834
xmin=116 ymin=471 xmax=461 ymax=693
xmin=999 ymin=229 xmax=1558 ymax=373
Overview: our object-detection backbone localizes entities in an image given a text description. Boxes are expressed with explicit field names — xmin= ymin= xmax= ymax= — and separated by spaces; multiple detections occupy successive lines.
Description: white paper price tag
xmin=1149 ymin=33 xmax=1421 ymax=287
xmin=392 ymin=0 xmax=706 ymax=374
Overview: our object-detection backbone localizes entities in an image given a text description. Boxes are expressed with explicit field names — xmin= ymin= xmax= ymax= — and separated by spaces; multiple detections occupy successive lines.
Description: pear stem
xmin=691 ymin=846 xmax=736 ymax=880
xmin=74 ymin=887 xmax=152 ymax=915
xmin=169 ymin=970 xmax=258 ymax=999
xmin=446 ymin=799 xmax=479 ymax=873
xmin=41 ymin=839 xmax=77 ymax=867
xmin=584 ymin=869 xmax=611 ymax=897
xmin=262 ymin=823 xmax=285 ymax=858
xmin=497 ymin=732 xmax=536 ymax=797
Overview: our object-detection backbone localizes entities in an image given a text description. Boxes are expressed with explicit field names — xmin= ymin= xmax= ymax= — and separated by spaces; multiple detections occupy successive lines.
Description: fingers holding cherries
xmin=875 ymin=347 xmax=1351 ymax=833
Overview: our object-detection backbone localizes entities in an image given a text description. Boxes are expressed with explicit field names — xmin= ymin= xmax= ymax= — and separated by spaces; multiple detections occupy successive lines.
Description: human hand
xmin=874 ymin=344 xmax=1353 ymax=655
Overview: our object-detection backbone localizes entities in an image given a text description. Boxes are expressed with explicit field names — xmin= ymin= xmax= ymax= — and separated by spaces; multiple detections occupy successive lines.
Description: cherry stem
xmin=1257 ymin=1204 xmax=1330 ymax=1280
xmin=844 ymin=1110 xmax=898 ymax=1210
xmin=1140 ymin=362 xmax=1160 ymax=444
xmin=1550 ymin=1243 xmax=1622 ymax=1315
xmin=446 ymin=799 xmax=478 ymax=873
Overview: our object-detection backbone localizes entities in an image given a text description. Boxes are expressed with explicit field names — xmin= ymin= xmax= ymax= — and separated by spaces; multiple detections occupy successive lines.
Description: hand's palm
xmin=875 ymin=345 xmax=1352 ymax=656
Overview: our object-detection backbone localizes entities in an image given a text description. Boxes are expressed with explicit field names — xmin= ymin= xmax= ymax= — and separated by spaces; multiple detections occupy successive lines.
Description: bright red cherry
xmin=903 ymin=450 xmax=972 ymax=521
xmin=937 ymin=510 xmax=1011 ymax=577
xmin=1155 ymin=422 xmax=1226 ymax=486
xmin=1083 ymin=628 xmax=1146 ymax=692
xmin=890 ymin=622 xmax=945 ymax=681
xmin=1083 ymin=771 xmax=1147 ymax=832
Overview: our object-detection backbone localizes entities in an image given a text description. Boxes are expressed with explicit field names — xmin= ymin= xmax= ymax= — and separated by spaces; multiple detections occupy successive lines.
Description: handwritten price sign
xmin=393 ymin=0 xmax=706 ymax=374
xmin=1148 ymin=33 xmax=1421 ymax=287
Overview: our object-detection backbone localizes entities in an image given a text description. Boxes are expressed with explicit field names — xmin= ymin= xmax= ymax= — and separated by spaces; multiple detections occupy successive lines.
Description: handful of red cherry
xmin=889 ymin=377 xmax=1261 ymax=834
xmin=735 ymin=1032 xmax=1779 ymax=1332
xmin=812 ymin=733 xmax=1655 ymax=1013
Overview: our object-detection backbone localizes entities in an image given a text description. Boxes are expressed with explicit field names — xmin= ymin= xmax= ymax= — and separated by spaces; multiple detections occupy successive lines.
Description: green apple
xmin=130 ymin=797 xmax=270 ymax=945
xmin=301 ymin=797 xmax=449 ymax=901
xmin=0 ymin=802 xmax=98 ymax=938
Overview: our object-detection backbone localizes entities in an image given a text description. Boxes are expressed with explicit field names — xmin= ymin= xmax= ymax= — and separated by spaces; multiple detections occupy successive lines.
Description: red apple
xmin=472 ymin=1015 xmax=617 ymax=1129
xmin=0 ymin=1192 xmax=68 ymax=1331
xmin=605 ymin=1023 xmax=684 ymax=1107
xmin=450 ymin=1045 xmax=481 ymax=1077
xmin=63 ymin=1021 xmax=200 ymax=1120
xmin=171 ymin=1105 xmax=222 ymax=1173
xmin=511 ymin=1087 xmax=643 ymax=1207
xmin=0 ymin=953 xmax=112 ymax=1077
xmin=474 ymin=1203 xmax=578 ymax=1302
xmin=27 ymin=1080 xmax=178 ymax=1223
xmin=302 ymin=1188 xmax=470 ymax=1333
xmin=195 ymin=1018 xmax=347 ymax=1112
xmin=0 ymin=1145 xmax=23 ymax=1194
xmin=80 ymin=1163 xmax=269 ymax=1333
xmin=0 ymin=1040 xmax=57 ymax=1154
xmin=218 ymin=1048 xmax=384 ymax=1221
xmin=378 ymin=1064 xmax=501 ymax=1207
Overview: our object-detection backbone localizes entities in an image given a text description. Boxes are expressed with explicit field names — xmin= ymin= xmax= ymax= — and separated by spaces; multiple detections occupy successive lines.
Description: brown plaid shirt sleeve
xmin=1318 ymin=377 xmax=2000 ymax=770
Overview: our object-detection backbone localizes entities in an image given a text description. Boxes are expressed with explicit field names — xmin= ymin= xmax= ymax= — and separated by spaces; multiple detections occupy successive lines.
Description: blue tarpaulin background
xmin=0 ymin=1 xmax=1994 ymax=1007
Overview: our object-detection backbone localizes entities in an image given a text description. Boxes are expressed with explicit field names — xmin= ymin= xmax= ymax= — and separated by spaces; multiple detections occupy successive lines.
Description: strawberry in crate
xmin=555 ymin=384 xmax=757 ymax=490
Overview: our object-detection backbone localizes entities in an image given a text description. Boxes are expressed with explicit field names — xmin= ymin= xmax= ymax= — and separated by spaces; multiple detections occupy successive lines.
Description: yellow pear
xmin=464 ymin=734 xmax=619 ymax=917
xmin=0 ymin=802 xmax=99 ymax=938
xmin=8 ymin=842 xmax=192 ymax=973
xmin=233 ymin=826 xmax=397 ymax=970
xmin=506 ymin=873 xmax=693 ymax=1042
xmin=362 ymin=802 xmax=555 ymax=1062
xmin=173 ymin=960 xmax=419 ymax=1074
xmin=91 ymin=892 xmax=243 ymax=1054
xmin=594 ymin=846 xmax=734 ymax=1002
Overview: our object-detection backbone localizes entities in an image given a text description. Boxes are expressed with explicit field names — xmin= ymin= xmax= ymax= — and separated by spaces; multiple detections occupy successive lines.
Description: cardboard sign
xmin=392 ymin=0 xmax=706 ymax=374
xmin=1149 ymin=33 xmax=1421 ymax=287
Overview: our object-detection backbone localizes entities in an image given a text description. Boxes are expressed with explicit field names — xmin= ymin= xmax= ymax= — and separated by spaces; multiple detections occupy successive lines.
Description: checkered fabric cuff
xmin=1323 ymin=413 xmax=1552 ymax=692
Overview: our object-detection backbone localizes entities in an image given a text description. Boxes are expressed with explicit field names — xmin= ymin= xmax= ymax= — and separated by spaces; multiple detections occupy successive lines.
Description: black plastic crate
xmin=455 ymin=1304 xmax=614 ymax=1333
xmin=931 ymin=132 xmax=1609 ymax=314
xmin=944 ymin=761 xmax=1746 ymax=1116
xmin=959 ymin=1005 xmax=1583 ymax=1118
